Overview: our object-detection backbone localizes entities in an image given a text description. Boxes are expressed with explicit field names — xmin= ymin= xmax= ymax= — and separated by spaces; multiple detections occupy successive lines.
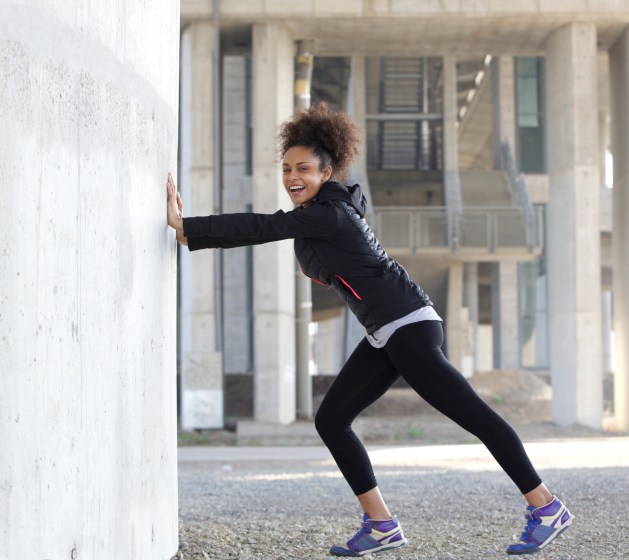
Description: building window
xmin=515 ymin=57 xmax=545 ymax=173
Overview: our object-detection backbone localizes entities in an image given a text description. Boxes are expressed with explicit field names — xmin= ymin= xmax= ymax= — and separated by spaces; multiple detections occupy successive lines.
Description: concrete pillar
xmin=0 ymin=1 xmax=179 ymax=557
xmin=252 ymin=23 xmax=296 ymax=424
xmin=545 ymin=23 xmax=602 ymax=428
xmin=464 ymin=262 xmax=479 ymax=373
xmin=597 ymin=52 xmax=610 ymax=190
xmin=179 ymin=23 xmax=224 ymax=430
xmin=348 ymin=56 xmax=373 ymax=206
xmin=443 ymin=55 xmax=464 ymax=370
xmin=222 ymin=55 xmax=254 ymax=374
xmin=491 ymin=262 xmax=520 ymax=370
xmin=443 ymin=54 xmax=462 ymax=213
xmin=343 ymin=55 xmax=373 ymax=357
xmin=489 ymin=56 xmax=521 ymax=372
xmin=609 ymin=27 xmax=629 ymax=431
xmin=446 ymin=261 xmax=464 ymax=371
xmin=294 ymin=39 xmax=314 ymax=419
xmin=491 ymin=56 xmax=517 ymax=168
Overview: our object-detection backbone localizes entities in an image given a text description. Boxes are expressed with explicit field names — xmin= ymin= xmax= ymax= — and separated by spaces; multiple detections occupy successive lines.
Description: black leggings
xmin=314 ymin=320 xmax=542 ymax=496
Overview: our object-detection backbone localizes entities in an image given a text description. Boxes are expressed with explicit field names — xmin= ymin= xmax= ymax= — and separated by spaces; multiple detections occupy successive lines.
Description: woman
xmin=167 ymin=102 xmax=573 ymax=557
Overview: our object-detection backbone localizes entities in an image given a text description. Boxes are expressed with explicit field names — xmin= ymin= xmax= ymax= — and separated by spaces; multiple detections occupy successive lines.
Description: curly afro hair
xmin=277 ymin=102 xmax=362 ymax=183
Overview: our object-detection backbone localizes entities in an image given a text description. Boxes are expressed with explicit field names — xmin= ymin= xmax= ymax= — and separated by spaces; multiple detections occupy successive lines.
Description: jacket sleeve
xmin=182 ymin=203 xmax=338 ymax=251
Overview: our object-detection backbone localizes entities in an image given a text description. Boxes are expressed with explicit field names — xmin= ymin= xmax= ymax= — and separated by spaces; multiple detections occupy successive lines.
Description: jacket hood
xmin=312 ymin=181 xmax=367 ymax=217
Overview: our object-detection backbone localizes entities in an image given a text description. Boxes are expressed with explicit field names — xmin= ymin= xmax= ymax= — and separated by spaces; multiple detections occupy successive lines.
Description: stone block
xmin=182 ymin=389 xmax=224 ymax=429
xmin=183 ymin=351 xmax=223 ymax=390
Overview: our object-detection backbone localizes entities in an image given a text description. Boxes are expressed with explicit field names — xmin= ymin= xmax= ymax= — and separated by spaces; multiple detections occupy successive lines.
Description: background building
xmin=177 ymin=1 xmax=629 ymax=435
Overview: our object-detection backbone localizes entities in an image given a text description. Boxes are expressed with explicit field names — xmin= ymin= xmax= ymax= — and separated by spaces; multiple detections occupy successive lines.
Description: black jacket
xmin=182 ymin=181 xmax=432 ymax=334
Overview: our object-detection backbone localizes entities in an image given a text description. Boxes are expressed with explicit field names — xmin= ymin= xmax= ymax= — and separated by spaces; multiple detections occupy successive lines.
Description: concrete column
xmin=597 ymin=52 xmax=610 ymax=190
xmin=464 ymin=262 xmax=479 ymax=374
xmin=222 ymin=55 xmax=254 ymax=374
xmin=443 ymin=54 xmax=462 ymax=213
xmin=348 ymin=56 xmax=373 ymax=206
xmin=609 ymin=27 xmax=629 ymax=431
xmin=179 ymin=23 xmax=224 ymax=430
xmin=491 ymin=56 xmax=516 ymax=168
xmin=546 ymin=23 xmax=602 ymax=428
xmin=343 ymin=55 xmax=373 ymax=357
xmin=252 ymin=23 xmax=296 ymax=424
xmin=294 ymin=39 xmax=314 ymax=419
xmin=446 ymin=261 xmax=464 ymax=370
xmin=490 ymin=56 xmax=527 ymax=371
xmin=491 ymin=262 xmax=520 ymax=370
xmin=0 ymin=1 xmax=179 ymax=557
xmin=443 ymin=55 xmax=464 ymax=370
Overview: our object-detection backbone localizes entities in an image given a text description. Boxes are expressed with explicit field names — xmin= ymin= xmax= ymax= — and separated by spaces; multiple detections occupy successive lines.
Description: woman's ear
xmin=323 ymin=165 xmax=333 ymax=182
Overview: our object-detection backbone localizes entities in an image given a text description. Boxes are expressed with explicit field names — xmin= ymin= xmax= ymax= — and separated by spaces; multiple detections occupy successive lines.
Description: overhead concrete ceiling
xmin=182 ymin=3 xmax=629 ymax=55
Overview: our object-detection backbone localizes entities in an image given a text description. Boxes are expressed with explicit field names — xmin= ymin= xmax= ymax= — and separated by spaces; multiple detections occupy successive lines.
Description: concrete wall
xmin=0 ymin=2 xmax=180 ymax=558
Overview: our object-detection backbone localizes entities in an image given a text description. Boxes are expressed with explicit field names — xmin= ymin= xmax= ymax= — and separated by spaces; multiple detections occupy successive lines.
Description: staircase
xmin=373 ymin=57 xmax=442 ymax=171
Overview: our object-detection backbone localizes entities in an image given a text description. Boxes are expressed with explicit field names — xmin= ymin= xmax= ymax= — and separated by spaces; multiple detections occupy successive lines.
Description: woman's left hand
xmin=166 ymin=172 xmax=188 ymax=245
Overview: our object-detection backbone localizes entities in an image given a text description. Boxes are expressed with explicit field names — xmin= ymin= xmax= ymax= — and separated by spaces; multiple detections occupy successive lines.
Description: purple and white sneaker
xmin=330 ymin=514 xmax=407 ymax=557
xmin=506 ymin=496 xmax=575 ymax=555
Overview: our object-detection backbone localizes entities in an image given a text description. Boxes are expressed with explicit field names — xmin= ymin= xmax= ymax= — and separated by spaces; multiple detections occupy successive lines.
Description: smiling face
xmin=282 ymin=145 xmax=332 ymax=207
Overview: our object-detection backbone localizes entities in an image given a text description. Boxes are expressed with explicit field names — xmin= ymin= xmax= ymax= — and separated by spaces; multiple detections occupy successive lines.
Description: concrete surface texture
xmin=0 ymin=1 xmax=180 ymax=558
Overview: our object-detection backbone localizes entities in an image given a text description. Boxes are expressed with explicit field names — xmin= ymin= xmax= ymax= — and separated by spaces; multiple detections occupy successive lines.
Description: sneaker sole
xmin=330 ymin=538 xmax=408 ymax=557
xmin=506 ymin=515 xmax=575 ymax=555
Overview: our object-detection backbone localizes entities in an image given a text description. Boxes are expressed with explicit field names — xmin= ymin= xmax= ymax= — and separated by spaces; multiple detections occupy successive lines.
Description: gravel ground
xmin=175 ymin=437 xmax=629 ymax=560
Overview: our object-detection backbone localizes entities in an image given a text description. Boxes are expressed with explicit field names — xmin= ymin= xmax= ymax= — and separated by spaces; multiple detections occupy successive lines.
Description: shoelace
xmin=518 ymin=509 xmax=541 ymax=541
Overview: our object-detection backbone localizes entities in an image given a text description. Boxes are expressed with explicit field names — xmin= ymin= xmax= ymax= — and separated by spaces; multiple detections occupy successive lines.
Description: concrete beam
xmin=181 ymin=2 xmax=629 ymax=54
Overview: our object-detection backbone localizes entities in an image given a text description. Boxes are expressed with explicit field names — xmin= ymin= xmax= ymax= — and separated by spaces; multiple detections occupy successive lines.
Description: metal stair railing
xmin=373 ymin=205 xmax=543 ymax=254
xmin=500 ymin=140 xmax=539 ymax=251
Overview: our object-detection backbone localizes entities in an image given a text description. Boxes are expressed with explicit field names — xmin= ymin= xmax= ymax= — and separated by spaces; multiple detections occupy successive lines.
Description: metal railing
xmin=373 ymin=205 xmax=544 ymax=255
xmin=501 ymin=141 xmax=537 ymax=251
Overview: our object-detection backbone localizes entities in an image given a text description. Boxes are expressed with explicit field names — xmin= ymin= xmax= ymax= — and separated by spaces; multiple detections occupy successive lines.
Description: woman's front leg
xmin=314 ymin=338 xmax=398 ymax=496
